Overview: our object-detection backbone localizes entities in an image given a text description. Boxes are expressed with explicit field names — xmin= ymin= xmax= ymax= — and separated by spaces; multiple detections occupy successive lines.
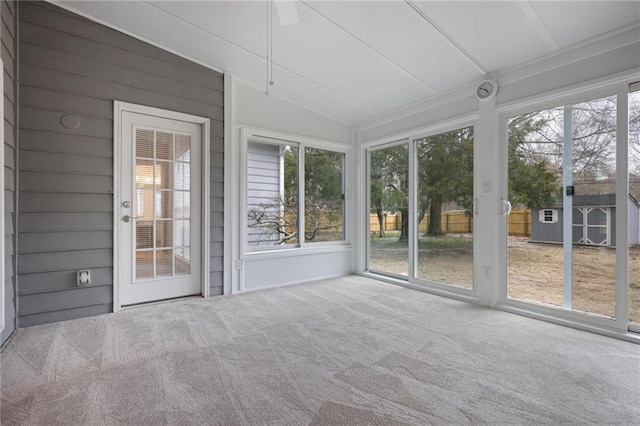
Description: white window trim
xmin=241 ymin=127 xmax=351 ymax=258
xmin=113 ymin=101 xmax=210 ymax=313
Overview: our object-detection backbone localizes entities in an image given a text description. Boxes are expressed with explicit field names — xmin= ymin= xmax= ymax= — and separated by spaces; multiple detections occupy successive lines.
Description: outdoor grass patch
xmin=370 ymin=232 xmax=473 ymax=249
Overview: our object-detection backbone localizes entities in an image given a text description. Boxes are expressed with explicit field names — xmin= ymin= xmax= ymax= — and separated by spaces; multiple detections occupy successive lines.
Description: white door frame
xmin=113 ymin=101 xmax=210 ymax=312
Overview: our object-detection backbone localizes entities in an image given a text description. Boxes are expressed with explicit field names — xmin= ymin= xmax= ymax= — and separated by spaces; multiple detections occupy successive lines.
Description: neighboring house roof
xmin=539 ymin=193 xmax=639 ymax=209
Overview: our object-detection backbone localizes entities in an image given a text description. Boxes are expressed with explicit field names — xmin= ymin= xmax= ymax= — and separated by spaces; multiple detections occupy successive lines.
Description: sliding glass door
xmin=505 ymin=92 xmax=628 ymax=321
xmin=367 ymin=125 xmax=475 ymax=291
xmin=368 ymin=142 xmax=409 ymax=277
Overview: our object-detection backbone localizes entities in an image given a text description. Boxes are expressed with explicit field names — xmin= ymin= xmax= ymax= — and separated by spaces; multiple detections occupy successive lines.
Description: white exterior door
xmin=119 ymin=111 xmax=202 ymax=306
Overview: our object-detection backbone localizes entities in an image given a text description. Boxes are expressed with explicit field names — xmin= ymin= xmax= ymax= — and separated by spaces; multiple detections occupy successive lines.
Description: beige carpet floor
xmin=1 ymin=275 xmax=639 ymax=425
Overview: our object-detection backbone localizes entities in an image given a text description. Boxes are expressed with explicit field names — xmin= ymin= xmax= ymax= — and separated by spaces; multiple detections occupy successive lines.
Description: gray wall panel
xmin=20 ymin=193 xmax=112 ymax=212
xmin=19 ymin=129 xmax=112 ymax=157
xmin=20 ymin=267 xmax=112 ymax=294
xmin=1 ymin=0 xmax=16 ymax=345
xmin=19 ymin=285 xmax=112 ymax=316
xmin=18 ymin=248 xmax=112 ymax=275
xmin=20 ymin=171 xmax=113 ymax=194
xmin=19 ymin=304 xmax=112 ymax=328
xmin=19 ymin=212 xmax=112 ymax=232
xmin=20 ymin=21 xmax=223 ymax=91
xmin=19 ymin=1 xmax=212 ymax=74
xmin=20 ymin=150 xmax=112 ymax=175
xmin=17 ymin=1 xmax=224 ymax=326
xmin=20 ymin=231 xmax=112 ymax=253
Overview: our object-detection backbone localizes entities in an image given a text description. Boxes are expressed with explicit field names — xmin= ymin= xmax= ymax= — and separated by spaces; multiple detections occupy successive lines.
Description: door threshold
xmin=120 ymin=294 xmax=203 ymax=310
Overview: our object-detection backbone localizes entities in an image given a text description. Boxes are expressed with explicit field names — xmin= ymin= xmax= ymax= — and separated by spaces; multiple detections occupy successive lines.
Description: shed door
xmin=573 ymin=207 xmax=609 ymax=246
xmin=120 ymin=111 xmax=202 ymax=306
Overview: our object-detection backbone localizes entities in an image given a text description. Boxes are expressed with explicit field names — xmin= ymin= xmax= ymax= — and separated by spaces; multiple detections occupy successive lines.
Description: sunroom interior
xmin=1 ymin=0 xmax=640 ymax=423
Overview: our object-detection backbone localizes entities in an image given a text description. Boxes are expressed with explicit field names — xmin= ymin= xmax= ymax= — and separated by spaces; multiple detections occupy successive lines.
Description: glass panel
xmin=415 ymin=126 xmax=474 ymax=288
xmin=156 ymin=249 xmax=174 ymax=277
xmin=156 ymin=220 xmax=173 ymax=248
xmin=136 ymin=221 xmax=154 ymax=249
xmin=175 ymin=191 xmax=190 ymax=218
xmin=158 ymin=162 xmax=173 ymax=190
xmin=175 ymin=219 xmax=190 ymax=247
xmin=156 ymin=131 xmax=173 ymax=160
xmin=368 ymin=143 xmax=409 ymax=276
xmin=157 ymin=191 xmax=173 ymax=219
xmin=507 ymin=106 xmax=564 ymax=306
xmin=136 ymin=189 xmax=154 ymax=220
xmin=304 ymin=148 xmax=344 ymax=242
xmin=135 ymin=160 xmax=154 ymax=188
xmin=246 ymin=141 xmax=299 ymax=247
xmin=507 ymin=95 xmax=618 ymax=319
xmin=136 ymin=129 xmax=153 ymax=158
xmin=174 ymin=162 xmax=190 ymax=190
xmin=572 ymin=95 xmax=616 ymax=317
xmin=630 ymin=87 xmax=640 ymax=324
xmin=175 ymin=248 xmax=191 ymax=275
xmin=136 ymin=251 xmax=154 ymax=280
xmin=176 ymin=135 xmax=191 ymax=162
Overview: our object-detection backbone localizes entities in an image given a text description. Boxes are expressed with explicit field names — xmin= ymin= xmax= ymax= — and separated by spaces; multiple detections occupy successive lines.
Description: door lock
xmin=122 ymin=201 xmax=131 ymax=208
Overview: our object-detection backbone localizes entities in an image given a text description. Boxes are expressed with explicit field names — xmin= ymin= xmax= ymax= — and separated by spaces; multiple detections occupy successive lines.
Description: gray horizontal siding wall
xmin=1 ymin=0 xmax=16 ymax=344
xmin=17 ymin=1 xmax=224 ymax=327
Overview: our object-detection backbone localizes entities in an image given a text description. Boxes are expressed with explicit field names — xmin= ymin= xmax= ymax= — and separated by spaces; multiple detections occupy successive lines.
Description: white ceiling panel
xmin=414 ymin=1 xmax=553 ymax=72
xmin=271 ymin=3 xmax=435 ymax=113
xmin=304 ymin=1 xmax=481 ymax=93
xmin=53 ymin=1 xmax=640 ymax=126
xmin=531 ymin=1 xmax=640 ymax=48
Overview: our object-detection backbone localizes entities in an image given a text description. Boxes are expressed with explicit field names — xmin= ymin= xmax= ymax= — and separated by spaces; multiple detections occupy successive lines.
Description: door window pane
xmin=304 ymin=148 xmax=345 ymax=242
xmin=368 ymin=143 xmax=409 ymax=276
xmin=415 ymin=126 xmax=474 ymax=288
xmin=134 ymin=129 xmax=192 ymax=280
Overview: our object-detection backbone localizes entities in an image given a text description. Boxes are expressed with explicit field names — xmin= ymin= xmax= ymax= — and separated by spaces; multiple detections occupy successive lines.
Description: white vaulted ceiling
xmin=55 ymin=1 xmax=640 ymax=126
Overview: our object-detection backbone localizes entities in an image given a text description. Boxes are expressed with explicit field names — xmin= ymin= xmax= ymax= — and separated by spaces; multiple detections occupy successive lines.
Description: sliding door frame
xmin=363 ymin=117 xmax=479 ymax=302
xmin=496 ymin=79 xmax=635 ymax=334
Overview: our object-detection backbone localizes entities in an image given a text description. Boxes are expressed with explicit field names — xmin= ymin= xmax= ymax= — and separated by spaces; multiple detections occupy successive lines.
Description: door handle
xmin=500 ymin=199 xmax=512 ymax=216
xmin=122 ymin=215 xmax=138 ymax=223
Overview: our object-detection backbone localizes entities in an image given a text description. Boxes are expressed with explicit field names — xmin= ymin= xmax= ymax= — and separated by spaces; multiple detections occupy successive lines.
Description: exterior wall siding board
xmin=19 ymin=129 xmax=111 ymax=157
xmin=1 ymin=0 xmax=16 ymax=345
xmin=20 ymin=85 xmax=113 ymax=119
xmin=19 ymin=171 xmax=112 ymax=194
xmin=20 ymin=193 xmax=112 ymax=212
xmin=20 ymin=267 xmax=112 ymax=295
xmin=19 ymin=304 xmax=112 ymax=328
xmin=20 ymin=2 xmax=215 ymax=74
xmin=20 ymin=231 xmax=112 ymax=254
xmin=20 ymin=150 xmax=113 ymax=176
xmin=20 ymin=21 xmax=223 ymax=91
xmin=20 ymin=64 xmax=223 ymax=120
xmin=17 ymin=1 xmax=223 ymax=326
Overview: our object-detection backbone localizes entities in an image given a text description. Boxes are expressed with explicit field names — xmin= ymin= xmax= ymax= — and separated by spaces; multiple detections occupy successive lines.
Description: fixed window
xmin=246 ymin=139 xmax=345 ymax=251
xmin=539 ymin=209 xmax=558 ymax=223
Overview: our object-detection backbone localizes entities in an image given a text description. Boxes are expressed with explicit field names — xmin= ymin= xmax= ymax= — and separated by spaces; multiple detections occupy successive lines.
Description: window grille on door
xmin=135 ymin=128 xmax=191 ymax=280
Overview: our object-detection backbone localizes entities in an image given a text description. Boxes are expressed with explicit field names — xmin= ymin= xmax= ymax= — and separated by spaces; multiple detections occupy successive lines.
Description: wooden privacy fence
xmin=369 ymin=209 xmax=532 ymax=236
